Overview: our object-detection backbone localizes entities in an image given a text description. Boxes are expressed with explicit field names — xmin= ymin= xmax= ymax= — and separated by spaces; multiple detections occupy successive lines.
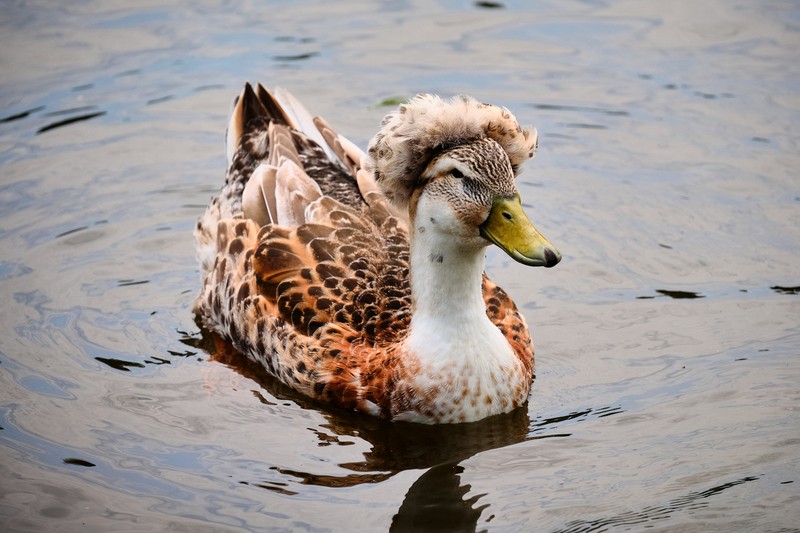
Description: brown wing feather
xmin=197 ymin=208 xmax=414 ymax=414
xmin=252 ymin=208 xmax=411 ymax=345
xmin=481 ymin=275 xmax=534 ymax=377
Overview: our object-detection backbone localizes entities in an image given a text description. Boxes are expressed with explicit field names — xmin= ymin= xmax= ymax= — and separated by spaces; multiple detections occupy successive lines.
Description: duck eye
xmin=450 ymin=168 xmax=464 ymax=179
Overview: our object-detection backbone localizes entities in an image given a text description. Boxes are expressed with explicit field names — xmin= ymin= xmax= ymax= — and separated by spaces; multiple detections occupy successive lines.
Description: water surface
xmin=1 ymin=1 xmax=799 ymax=531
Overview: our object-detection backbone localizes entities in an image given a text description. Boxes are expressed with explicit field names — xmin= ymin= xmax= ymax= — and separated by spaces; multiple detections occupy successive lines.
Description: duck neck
xmin=396 ymin=199 xmax=526 ymax=424
xmin=405 ymin=219 xmax=507 ymax=363
xmin=409 ymin=227 xmax=488 ymax=324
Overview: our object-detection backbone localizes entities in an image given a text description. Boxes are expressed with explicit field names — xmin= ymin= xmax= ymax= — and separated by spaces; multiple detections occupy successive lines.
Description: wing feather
xmin=242 ymin=163 xmax=277 ymax=225
xmin=313 ymin=115 xmax=364 ymax=176
xmin=275 ymin=158 xmax=323 ymax=226
xmin=274 ymin=87 xmax=338 ymax=162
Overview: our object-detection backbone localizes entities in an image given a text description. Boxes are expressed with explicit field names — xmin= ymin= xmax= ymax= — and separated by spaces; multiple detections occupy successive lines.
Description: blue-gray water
xmin=1 ymin=1 xmax=798 ymax=531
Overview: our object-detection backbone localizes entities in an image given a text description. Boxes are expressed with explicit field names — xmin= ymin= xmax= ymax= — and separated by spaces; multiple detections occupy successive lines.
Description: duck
xmin=194 ymin=82 xmax=561 ymax=424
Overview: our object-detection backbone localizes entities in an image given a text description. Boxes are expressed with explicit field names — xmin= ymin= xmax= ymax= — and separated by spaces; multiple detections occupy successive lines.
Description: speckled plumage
xmin=194 ymin=83 xmax=546 ymax=423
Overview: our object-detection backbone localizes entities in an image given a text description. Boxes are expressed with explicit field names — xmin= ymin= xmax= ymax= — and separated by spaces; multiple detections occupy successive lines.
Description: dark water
xmin=1 ymin=1 xmax=799 ymax=531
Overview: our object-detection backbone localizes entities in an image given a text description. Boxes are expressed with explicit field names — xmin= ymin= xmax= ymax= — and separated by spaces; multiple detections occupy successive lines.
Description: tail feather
xmin=313 ymin=115 xmax=363 ymax=177
xmin=274 ymin=87 xmax=337 ymax=162
xmin=226 ymin=83 xmax=293 ymax=166
xmin=255 ymin=83 xmax=291 ymax=126
xmin=227 ymin=83 xmax=261 ymax=165
xmin=202 ymin=82 xmax=386 ymax=280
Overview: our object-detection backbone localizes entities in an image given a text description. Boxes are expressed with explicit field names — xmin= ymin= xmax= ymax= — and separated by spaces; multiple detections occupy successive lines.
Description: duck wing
xmin=195 ymin=84 xmax=412 ymax=404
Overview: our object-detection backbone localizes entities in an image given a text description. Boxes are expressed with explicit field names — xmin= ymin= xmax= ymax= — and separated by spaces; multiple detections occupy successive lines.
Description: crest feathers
xmin=366 ymin=94 xmax=537 ymax=210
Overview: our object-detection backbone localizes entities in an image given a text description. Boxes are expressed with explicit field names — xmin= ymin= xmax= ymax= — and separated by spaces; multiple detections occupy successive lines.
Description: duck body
xmin=194 ymin=83 xmax=560 ymax=424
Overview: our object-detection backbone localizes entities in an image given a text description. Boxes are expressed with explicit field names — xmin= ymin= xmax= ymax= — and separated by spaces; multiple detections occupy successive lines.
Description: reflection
xmin=54 ymin=226 xmax=90 ymax=239
xmin=245 ymin=479 xmax=297 ymax=496
xmin=637 ymin=289 xmax=705 ymax=300
xmin=271 ymin=465 xmax=394 ymax=488
xmin=63 ymin=458 xmax=96 ymax=467
xmin=192 ymin=325 xmax=613 ymax=479
xmin=199 ymin=326 xmax=534 ymax=474
xmin=655 ymin=289 xmax=704 ymax=299
xmin=338 ymin=407 xmax=535 ymax=474
xmin=390 ymin=462 xmax=487 ymax=533
xmin=117 ymin=279 xmax=149 ymax=287
xmin=146 ymin=95 xmax=174 ymax=105
xmin=272 ymin=52 xmax=319 ymax=62
xmin=94 ymin=356 xmax=145 ymax=371
xmin=192 ymin=326 xmax=623 ymax=526
xmin=0 ymin=105 xmax=45 ymax=123
xmin=770 ymin=285 xmax=799 ymax=295
xmin=193 ymin=326 xmax=539 ymax=473
xmin=36 ymin=111 xmax=106 ymax=134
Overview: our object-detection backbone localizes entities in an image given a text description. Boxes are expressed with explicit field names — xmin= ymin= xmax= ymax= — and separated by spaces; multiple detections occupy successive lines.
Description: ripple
xmin=36 ymin=111 xmax=106 ymax=134
xmin=553 ymin=476 xmax=760 ymax=533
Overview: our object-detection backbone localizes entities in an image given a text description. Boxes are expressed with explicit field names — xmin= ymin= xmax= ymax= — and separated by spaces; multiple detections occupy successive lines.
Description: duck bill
xmin=479 ymin=194 xmax=561 ymax=267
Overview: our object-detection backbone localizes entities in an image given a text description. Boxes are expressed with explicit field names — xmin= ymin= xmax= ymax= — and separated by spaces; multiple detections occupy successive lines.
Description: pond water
xmin=1 ymin=0 xmax=799 ymax=531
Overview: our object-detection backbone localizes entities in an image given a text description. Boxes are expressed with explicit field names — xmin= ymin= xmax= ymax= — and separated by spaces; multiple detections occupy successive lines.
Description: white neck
xmin=409 ymin=227 xmax=488 ymax=326
xmin=404 ymin=206 xmax=513 ymax=367
xmin=393 ymin=197 xmax=527 ymax=423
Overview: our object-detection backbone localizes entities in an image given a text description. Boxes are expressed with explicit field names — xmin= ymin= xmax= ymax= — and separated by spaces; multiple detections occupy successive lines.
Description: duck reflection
xmin=390 ymin=462 xmax=489 ymax=533
xmin=201 ymin=328 xmax=532 ymax=467
xmin=194 ymin=328 xmax=533 ymax=528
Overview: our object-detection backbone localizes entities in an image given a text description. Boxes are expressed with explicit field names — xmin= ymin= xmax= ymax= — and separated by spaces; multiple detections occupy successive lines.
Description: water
xmin=1 ymin=0 xmax=798 ymax=531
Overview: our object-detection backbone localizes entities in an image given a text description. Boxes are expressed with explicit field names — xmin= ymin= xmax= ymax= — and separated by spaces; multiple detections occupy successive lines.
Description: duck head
xmin=368 ymin=94 xmax=561 ymax=268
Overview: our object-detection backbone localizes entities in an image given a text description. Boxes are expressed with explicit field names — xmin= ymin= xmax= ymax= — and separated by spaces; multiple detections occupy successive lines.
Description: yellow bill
xmin=480 ymin=194 xmax=561 ymax=267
